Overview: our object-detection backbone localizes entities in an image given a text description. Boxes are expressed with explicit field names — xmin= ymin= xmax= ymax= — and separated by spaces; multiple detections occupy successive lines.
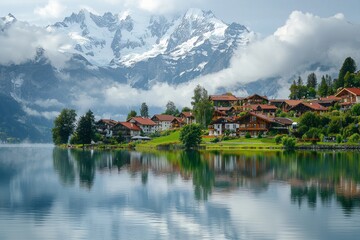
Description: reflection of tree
xmin=52 ymin=148 xmax=75 ymax=186
xmin=69 ymin=150 xmax=98 ymax=189
xmin=180 ymin=151 xmax=214 ymax=201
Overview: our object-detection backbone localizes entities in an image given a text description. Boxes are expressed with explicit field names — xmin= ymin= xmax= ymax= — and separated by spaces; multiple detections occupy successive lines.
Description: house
xmin=316 ymin=96 xmax=341 ymax=108
xmin=179 ymin=112 xmax=196 ymax=124
xmin=241 ymin=104 xmax=277 ymax=116
xmin=127 ymin=117 xmax=158 ymax=135
xmin=269 ymin=99 xmax=287 ymax=108
xmin=113 ymin=122 xmax=141 ymax=141
xmin=236 ymin=112 xmax=292 ymax=136
xmin=241 ymin=94 xmax=269 ymax=105
xmin=209 ymin=94 xmax=239 ymax=107
xmin=212 ymin=109 xmax=227 ymax=120
xmin=151 ymin=114 xmax=176 ymax=131
xmin=282 ymin=100 xmax=303 ymax=112
xmin=288 ymin=102 xmax=328 ymax=116
xmin=96 ymin=119 xmax=118 ymax=138
xmin=171 ymin=117 xmax=185 ymax=129
xmin=334 ymin=88 xmax=360 ymax=109
xmin=208 ymin=117 xmax=239 ymax=136
xmin=214 ymin=106 xmax=236 ymax=116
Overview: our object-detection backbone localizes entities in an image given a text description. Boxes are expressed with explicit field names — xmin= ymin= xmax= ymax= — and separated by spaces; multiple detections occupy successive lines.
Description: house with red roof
xmin=127 ymin=117 xmax=158 ymax=135
xmin=241 ymin=104 xmax=278 ymax=116
xmin=288 ymin=102 xmax=328 ymax=116
xmin=171 ymin=117 xmax=185 ymax=129
xmin=208 ymin=117 xmax=239 ymax=136
xmin=113 ymin=122 xmax=141 ymax=141
xmin=241 ymin=94 xmax=269 ymax=105
xmin=236 ymin=112 xmax=293 ymax=137
xmin=335 ymin=88 xmax=360 ymax=109
xmin=179 ymin=112 xmax=196 ymax=124
xmin=96 ymin=119 xmax=118 ymax=138
xmin=151 ymin=114 xmax=176 ymax=131
xmin=209 ymin=94 xmax=239 ymax=107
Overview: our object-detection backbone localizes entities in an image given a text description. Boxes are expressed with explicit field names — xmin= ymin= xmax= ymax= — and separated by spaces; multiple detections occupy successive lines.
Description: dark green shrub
xmin=282 ymin=137 xmax=296 ymax=150
xmin=275 ymin=135 xmax=284 ymax=144
xmin=348 ymin=133 xmax=360 ymax=143
xmin=245 ymin=132 xmax=251 ymax=138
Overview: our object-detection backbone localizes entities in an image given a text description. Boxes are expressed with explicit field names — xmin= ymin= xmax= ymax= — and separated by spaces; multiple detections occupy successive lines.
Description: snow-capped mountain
xmin=48 ymin=8 xmax=251 ymax=88
xmin=0 ymin=9 xmax=253 ymax=141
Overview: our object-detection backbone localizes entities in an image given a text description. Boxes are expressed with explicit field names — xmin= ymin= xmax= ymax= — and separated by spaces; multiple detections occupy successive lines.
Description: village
xmin=95 ymin=87 xmax=360 ymax=142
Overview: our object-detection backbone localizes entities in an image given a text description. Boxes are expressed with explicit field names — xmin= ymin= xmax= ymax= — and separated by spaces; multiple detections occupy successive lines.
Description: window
xmin=251 ymin=116 xmax=256 ymax=122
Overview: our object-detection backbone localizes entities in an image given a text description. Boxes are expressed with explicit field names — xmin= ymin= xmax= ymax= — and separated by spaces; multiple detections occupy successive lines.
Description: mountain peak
xmin=184 ymin=8 xmax=214 ymax=20
xmin=1 ymin=13 xmax=16 ymax=24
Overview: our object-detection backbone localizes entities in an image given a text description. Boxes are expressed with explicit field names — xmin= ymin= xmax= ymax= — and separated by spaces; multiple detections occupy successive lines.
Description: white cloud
xmin=0 ymin=20 xmax=72 ymax=67
xmin=22 ymin=106 xmax=59 ymax=119
xmin=34 ymin=0 xmax=66 ymax=19
xmin=34 ymin=98 xmax=64 ymax=108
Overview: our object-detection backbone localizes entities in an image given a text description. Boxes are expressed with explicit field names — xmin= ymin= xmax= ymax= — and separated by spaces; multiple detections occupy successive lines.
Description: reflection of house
xmin=210 ymin=94 xmax=238 ymax=107
xmin=288 ymin=102 xmax=328 ymax=116
xmin=113 ymin=122 xmax=141 ymax=141
xmin=241 ymin=94 xmax=269 ymax=105
xmin=127 ymin=117 xmax=158 ymax=135
xmin=96 ymin=119 xmax=118 ymax=137
xmin=335 ymin=88 xmax=360 ymax=109
xmin=179 ymin=112 xmax=196 ymax=124
xmin=236 ymin=112 xmax=292 ymax=136
xmin=208 ymin=117 xmax=239 ymax=136
xmin=151 ymin=114 xmax=175 ymax=131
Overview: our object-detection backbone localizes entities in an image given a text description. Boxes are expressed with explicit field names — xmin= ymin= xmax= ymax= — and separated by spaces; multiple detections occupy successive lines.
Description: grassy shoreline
xmin=61 ymin=130 xmax=360 ymax=151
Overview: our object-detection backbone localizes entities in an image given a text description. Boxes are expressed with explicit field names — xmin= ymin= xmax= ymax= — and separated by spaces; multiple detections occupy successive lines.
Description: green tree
xmin=127 ymin=110 xmax=137 ymax=120
xmin=318 ymin=76 xmax=329 ymax=97
xmin=307 ymin=72 xmax=317 ymax=89
xmin=282 ymin=137 xmax=296 ymax=150
xmin=351 ymin=103 xmax=360 ymax=116
xmin=52 ymin=108 xmax=77 ymax=145
xmin=179 ymin=124 xmax=203 ymax=149
xmin=335 ymin=57 xmax=357 ymax=89
xmin=307 ymin=87 xmax=317 ymax=99
xmin=140 ymin=102 xmax=149 ymax=117
xmin=164 ymin=101 xmax=179 ymax=116
xmin=289 ymin=80 xmax=298 ymax=100
xmin=75 ymin=110 xmax=96 ymax=144
xmin=191 ymin=85 xmax=214 ymax=128
xmin=181 ymin=106 xmax=191 ymax=112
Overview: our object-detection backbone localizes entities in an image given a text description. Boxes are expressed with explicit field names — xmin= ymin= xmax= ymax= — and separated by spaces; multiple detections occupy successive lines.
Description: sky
xmin=1 ymin=0 xmax=360 ymax=35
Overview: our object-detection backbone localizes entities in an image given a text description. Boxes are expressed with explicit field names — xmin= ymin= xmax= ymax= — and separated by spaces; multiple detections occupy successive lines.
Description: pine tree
xmin=306 ymin=73 xmax=317 ymax=89
xmin=76 ymin=110 xmax=96 ymax=144
xmin=140 ymin=102 xmax=149 ymax=117
xmin=318 ymin=76 xmax=329 ymax=97
xmin=335 ymin=57 xmax=357 ymax=89
xmin=289 ymin=80 xmax=298 ymax=100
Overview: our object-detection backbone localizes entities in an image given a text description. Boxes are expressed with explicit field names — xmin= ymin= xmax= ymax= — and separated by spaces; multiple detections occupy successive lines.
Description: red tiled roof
xmin=335 ymin=88 xmax=360 ymax=97
xmin=269 ymin=99 xmax=287 ymax=103
xmin=152 ymin=114 xmax=175 ymax=121
xmin=181 ymin=112 xmax=193 ymax=118
xmin=250 ymin=104 xmax=277 ymax=110
xmin=237 ymin=112 xmax=275 ymax=123
xmin=210 ymin=94 xmax=238 ymax=101
xmin=319 ymin=95 xmax=341 ymax=101
xmin=117 ymin=122 xmax=141 ymax=131
xmin=171 ymin=117 xmax=184 ymax=123
xmin=244 ymin=94 xmax=268 ymax=100
xmin=274 ymin=117 xmax=293 ymax=125
xmin=215 ymin=107 xmax=234 ymax=111
xmin=289 ymin=102 xmax=328 ymax=111
xmin=345 ymin=88 xmax=360 ymax=96
xmin=285 ymin=100 xmax=303 ymax=106
xmin=128 ymin=117 xmax=157 ymax=126
xmin=97 ymin=119 xmax=118 ymax=126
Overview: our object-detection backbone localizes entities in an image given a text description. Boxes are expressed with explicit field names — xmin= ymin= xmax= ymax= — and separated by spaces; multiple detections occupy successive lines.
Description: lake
xmin=0 ymin=145 xmax=360 ymax=239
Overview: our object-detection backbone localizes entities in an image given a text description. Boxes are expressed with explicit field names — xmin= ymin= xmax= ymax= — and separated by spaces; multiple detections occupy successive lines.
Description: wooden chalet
xmin=214 ymin=106 xmax=236 ymax=116
xmin=96 ymin=119 xmax=118 ymax=138
xmin=212 ymin=109 xmax=228 ymax=120
xmin=288 ymin=102 xmax=328 ymax=116
xmin=282 ymin=100 xmax=303 ymax=112
xmin=269 ymin=99 xmax=287 ymax=108
xmin=316 ymin=96 xmax=341 ymax=108
xmin=151 ymin=114 xmax=175 ymax=131
xmin=241 ymin=94 xmax=269 ymax=105
xmin=208 ymin=117 xmax=239 ymax=136
xmin=113 ymin=122 xmax=141 ymax=141
xmin=236 ymin=112 xmax=292 ymax=136
xmin=171 ymin=117 xmax=185 ymax=129
xmin=127 ymin=117 xmax=158 ymax=135
xmin=241 ymin=104 xmax=277 ymax=116
xmin=179 ymin=112 xmax=196 ymax=124
xmin=209 ymin=94 xmax=238 ymax=107
xmin=334 ymin=88 xmax=360 ymax=110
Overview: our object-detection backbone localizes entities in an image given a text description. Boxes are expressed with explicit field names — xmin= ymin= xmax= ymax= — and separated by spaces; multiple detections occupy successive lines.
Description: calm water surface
xmin=0 ymin=145 xmax=360 ymax=239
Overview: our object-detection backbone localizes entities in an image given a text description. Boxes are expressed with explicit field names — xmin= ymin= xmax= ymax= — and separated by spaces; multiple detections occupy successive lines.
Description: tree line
xmin=289 ymin=57 xmax=360 ymax=99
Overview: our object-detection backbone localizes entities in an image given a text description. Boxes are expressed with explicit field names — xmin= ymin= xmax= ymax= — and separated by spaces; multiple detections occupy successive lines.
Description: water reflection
xmin=53 ymin=148 xmax=360 ymax=215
